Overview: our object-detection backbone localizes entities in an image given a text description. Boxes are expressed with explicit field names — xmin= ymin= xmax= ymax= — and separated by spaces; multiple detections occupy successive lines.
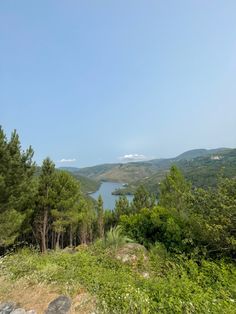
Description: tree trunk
xmin=69 ymin=225 xmax=73 ymax=247
xmin=51 ymin=231 xmax=54 ymax=250
xmin=80 ymin=222 xmax=87 ymax=244
xmin=56 ymin=232 xmax=61 ymax=250
xmin=41 ymin=209 xmax=48 ymax=253
xmin=61 ymin=233 xmax=64 ymax=248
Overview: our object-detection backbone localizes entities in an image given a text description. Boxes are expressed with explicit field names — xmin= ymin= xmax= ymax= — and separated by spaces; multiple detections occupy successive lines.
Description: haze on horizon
xmin=1 ymin=1 xmax=236 ymax=167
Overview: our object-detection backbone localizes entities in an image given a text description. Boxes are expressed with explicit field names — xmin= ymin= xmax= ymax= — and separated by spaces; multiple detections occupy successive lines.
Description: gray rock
xmin=115 ymin=243 xmax=148 ymax=264
xmin=26 ymin=311 xmax=37 ymax=314
xmin=0 ymin=302 xmax=16 ymax=314
xmin=11 ymin=309 xmax=26 ymax=314
xmin=45 ymin=296 xmax=71 ymax=314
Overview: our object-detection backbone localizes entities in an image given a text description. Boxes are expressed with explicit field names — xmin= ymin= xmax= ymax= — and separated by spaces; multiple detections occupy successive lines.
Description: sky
xmin=1 ymin=1 xmax=236 ymax=167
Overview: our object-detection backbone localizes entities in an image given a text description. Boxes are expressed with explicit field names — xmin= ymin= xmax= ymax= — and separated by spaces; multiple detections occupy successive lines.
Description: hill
xmin=174 ymin=147 xmax=231 ymax=161
xmin=75 ymin=147 xmax=233 ymax=180
xmin=73 ymin=148 xmax=236 ymax=195
xmin=127 ymin=148 xmax=236 ymax=194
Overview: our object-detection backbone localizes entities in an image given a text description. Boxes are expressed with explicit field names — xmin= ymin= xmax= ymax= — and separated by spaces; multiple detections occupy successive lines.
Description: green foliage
xmin=96 ymin=195 xmax=104 ymax=238
xmin=114 ymin=195 xmax=131 ymax=219
xmin=0 ymin=209 xmax=25 ymax=246
xmin=1 ymin=248 xmax=236 ymax=313
xmin=69 ymin=172 xmax=100 ymax=194
xmin=104 ymin=225 xmax=133 ymax=249
xmin=51 ymin=171 xmax=81 ymax=247
xmin=120 ymin=206 xmax=188 ymax=250
xmin=132 ymin=185 xmax=155 ymax=212
xmin=77 ymin=198 xmax=96 ymax=244
xmin=188 ymin=177 xmax=236 ymax=258
xmin=1 ymin=125 xmax=236 ymax=312
xmin=159 ymin=165 xmax=192 ymax=211
xmin=0 ymin=127 xmax=35 ymax=247
xmin=34 ymin=157 xmax=56 ymax=252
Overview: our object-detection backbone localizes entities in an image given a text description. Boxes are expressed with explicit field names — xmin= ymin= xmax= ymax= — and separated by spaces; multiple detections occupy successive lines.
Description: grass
xmin=0 ymin=246 xmax=236 ymax=313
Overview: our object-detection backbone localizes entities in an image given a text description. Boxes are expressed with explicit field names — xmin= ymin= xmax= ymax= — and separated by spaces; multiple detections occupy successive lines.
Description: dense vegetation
xmin=0 ymin=126 xmax=236 ymax=313
xmin=1 ymin=247 xmax=236 ymax=313
xmin=0 ymin=127 xmax=101 ymax=253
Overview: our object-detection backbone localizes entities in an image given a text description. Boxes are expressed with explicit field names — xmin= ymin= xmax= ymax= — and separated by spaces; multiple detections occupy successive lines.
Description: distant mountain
xmin=58 ymin=167 xmax=80 ymax=172
xmin=76 ymin=163 xmax=120 ymax=178
xmin=74 ymin=148 xmax=232 ymax=183
xmin=71 ymin=147 xmax=235 ymax=195
xmin=126 ymin=148 xmax=236 ymax=194
xmin=174 ymin=148 xmax=231 ymax=161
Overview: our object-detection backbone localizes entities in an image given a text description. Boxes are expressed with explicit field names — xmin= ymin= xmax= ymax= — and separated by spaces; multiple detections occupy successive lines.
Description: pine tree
xmin=0 ymin=127 xmax=35 ymax=247
xmin=159 ymin=165 xmax=192 ymax=212
xmin=114 ymin=195 xmax=130 ymax=222
xmin=132 ymin=185 xmax=155 ymax=212
xmin=35 ymin=158 xmax=56 ymax=253
xmin=96 ymin=195 xmax=104 ymax=238
xmin=51 ymin=171 xmax=81 ymax=249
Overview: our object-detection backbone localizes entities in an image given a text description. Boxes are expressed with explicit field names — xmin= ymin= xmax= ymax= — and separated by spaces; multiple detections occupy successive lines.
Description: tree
xmin=96 ymin=195 xmax=104 ymax=238
xmin=132 ymin=185 xmax=155 ymax=212
xmin=114 ymin=195 xmax=131 ymax=223
xmin=159 ymin=165 xmax=192 ymax=212
xmin=51 ymin=171 xmax=81 ymax=249
xmin=78 ymin=198 xmax=96 ymax=244
xmin=0 ymin=127 xmax=35 ymax=248
xmin=189 ymin=177 xmax=236 ymax=258
xmin=34 ymin=158 xmax=56 ymax=253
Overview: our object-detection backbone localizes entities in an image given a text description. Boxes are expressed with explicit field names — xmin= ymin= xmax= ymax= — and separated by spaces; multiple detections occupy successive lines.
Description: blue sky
xmin=1 ymin=1 xmax=236 ymax=167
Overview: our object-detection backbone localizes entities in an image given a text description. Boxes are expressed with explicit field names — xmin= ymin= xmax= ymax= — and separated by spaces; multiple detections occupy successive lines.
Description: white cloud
xmin=118 ymin=153 xmax=149 ymax=162
xmin=58 ymin=158 xmax=76 ymax=163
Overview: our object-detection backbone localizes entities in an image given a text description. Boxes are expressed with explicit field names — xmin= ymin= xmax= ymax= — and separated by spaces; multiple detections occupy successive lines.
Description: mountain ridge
xmin=61 ymin=148 xmax=234 ymax=191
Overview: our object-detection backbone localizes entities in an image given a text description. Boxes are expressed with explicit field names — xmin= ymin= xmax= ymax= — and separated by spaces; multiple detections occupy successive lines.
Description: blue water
xmin=90 ymin=181 xmax=133 ymax=210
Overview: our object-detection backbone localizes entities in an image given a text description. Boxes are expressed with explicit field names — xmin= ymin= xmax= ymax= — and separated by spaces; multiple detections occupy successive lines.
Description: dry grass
xmin=0 ymin=276 xmax=96 ymax=314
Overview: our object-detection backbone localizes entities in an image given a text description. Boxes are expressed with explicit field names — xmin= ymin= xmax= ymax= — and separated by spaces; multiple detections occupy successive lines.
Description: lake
xmin=90 ymin=181 xmax=133 ymax=210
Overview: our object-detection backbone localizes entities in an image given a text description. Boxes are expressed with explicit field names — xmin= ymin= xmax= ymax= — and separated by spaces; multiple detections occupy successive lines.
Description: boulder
xmin=45 ymin=296 xmax=71 ymax=314
xmin=0 ymin=302 xmax=36 ymax=314
xmin=115 ymin=243 xmax=148 ymax=264
xmin=0 ymin=302 xmax=16 ymax=314
xmin=11 ymin=309 xmax=26 ymax=314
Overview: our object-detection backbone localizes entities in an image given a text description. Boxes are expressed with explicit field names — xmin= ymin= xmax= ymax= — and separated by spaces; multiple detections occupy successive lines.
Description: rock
xmin=141 ymin=271 xmax=150 ymax=278
xmin=62 ymin=247 xmax=75 ymax=254
xmin=0 ymin=302 xmax=16 ymax=314
xmin=11 ymin=309 xmax=26 ymax=314
xmin=0 ymin=302 xmax=36 ymax=314
xmin=74 ymin=244 xmax=88 ymax=252
xmin=45 ymin=296 xmax=71 ymax=314
xmin=115 ymin=243 xmax=148 ymax=264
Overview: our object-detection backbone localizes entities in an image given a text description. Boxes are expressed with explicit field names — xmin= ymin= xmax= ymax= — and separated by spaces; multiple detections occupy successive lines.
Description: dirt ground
xmin=0 ymin=276 xmax=96 ymax=314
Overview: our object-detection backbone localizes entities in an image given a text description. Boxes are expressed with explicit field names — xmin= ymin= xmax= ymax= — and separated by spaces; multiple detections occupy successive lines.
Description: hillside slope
xmin=129 ymin=148 xmax=236 ymax=194
xmin=74 ymin=148 xmax=233 ymax=186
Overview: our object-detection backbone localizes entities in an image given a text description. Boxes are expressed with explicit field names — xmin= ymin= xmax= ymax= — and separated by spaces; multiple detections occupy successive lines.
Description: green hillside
xmin=174 ymin=147 xmax=231 ymax=161
xmin=74 ymin=148 xmax=235 ymax=195
xmin=130 ymin=148 xmax=236 ymax=194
